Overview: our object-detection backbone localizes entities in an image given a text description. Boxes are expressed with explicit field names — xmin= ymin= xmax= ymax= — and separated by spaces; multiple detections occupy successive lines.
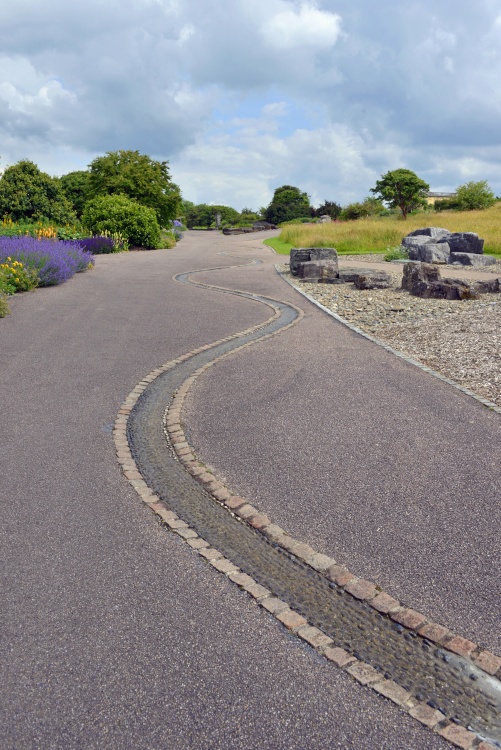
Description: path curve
xmin=116 ymin=257 xmax=501 ymax=748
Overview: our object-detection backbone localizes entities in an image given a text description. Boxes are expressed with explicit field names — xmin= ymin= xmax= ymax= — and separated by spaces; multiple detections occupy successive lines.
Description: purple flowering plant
xmin=0 ymin=236 xmax=94 ymax=287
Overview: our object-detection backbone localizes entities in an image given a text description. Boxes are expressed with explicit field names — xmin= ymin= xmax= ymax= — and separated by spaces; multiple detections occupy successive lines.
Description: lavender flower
xmin=0 ymin=236 xmax=94 ymax=287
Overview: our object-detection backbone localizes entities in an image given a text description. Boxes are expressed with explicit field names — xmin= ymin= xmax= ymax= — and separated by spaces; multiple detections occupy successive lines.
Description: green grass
xmin=278 ymin=204 xmax=501 ymax=258
xmin=263 ymin=237 xmax=293 ymax=255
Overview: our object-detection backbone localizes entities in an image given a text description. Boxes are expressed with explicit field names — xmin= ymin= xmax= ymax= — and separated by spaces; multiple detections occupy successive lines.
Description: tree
xmin=314 ymin=200 xmax=342 ymax=220
xmin=183 ymin=203 xmax=241 ymax=229
xmin=371 ymin=168 xmax=429 ymax=219
xmin=82 ymin=194 xmax=161 ymax=248
xmin=0 ymin=160 xmax=76 ymax=224
xmin=87 ymin=150 xmax=180 ymax=227
xmin=455 ymin=180 xmax=496 ymax=211
xmin=59 ymin=170 xmax=90 ymax=218
xmin=265 ymin=185 xmax=311 ymax=225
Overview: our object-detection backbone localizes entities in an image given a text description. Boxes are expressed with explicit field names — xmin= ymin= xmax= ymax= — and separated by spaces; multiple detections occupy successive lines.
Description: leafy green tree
xmin=314 ymin=200 xmax=342 ymax=220
xmin=455 ymin=180 xmax=496 ymax=211
xmin=0 ymin=160 xmax=76 ymax=224
xmin=59 ymin=170 xmax=90 ymax=218
xmin=87 ymin=150 xmax=180 ymax=227
xmin=82 ymin=194 xmax=161 ymax=248
xmin=371 ymin=168 xmax=430 ymax=219
xmin=265 ymin=185 xmax=311 ymax=225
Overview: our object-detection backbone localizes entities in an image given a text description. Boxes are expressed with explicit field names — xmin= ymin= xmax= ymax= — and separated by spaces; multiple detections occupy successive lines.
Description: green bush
xmin=82 ymin=194 xmax=161 ymax=248
xmin=383 ymin=246 xmax=409 ymax=262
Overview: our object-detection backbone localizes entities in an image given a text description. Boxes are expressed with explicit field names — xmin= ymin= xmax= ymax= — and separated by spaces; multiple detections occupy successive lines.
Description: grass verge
xmin=263 ymin=237 xmax=293 ymax=255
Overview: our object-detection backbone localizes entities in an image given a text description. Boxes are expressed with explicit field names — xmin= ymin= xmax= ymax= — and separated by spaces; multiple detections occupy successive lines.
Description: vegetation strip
xmin=114 ymin=261 xmax=500 ymax=749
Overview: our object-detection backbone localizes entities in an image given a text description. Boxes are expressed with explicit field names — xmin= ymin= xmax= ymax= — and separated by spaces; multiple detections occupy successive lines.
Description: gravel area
xmin=281 ymin=261 xmax=501 ymax=408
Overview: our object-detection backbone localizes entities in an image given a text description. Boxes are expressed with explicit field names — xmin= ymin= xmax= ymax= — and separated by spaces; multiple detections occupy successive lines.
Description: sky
xmin=1 ymin=0 xmax=501 ymax=211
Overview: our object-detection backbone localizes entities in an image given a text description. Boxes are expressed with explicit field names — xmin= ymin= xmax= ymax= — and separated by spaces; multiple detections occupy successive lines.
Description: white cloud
xmin=261 ymin=3 xmax=343 ymax=50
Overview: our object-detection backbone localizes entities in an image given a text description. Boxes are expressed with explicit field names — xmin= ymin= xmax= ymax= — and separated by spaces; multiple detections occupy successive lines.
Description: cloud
xmin=261 ymin=3 xmax=343 ymax=50
xmin=0 ymin=0 xmax=501 ymax=203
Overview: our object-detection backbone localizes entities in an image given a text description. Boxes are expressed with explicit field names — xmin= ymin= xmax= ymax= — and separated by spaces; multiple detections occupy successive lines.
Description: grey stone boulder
xmin=402 ymin=235 xmax=432 ymax=259
xmin=290 ymin=247 xmax=338 ymax=276
xmin=448 ymin=252 xmax=496 ymax=267
xmin=353 ymin=270 xmax=392 ymax=290
xmin=401 ymin=262 xmax=479 ymax=299
xmin=418 ymin=243 xmax=451 ymax=264
xmin=338 ymin=268 xmax=372 ymax=283
xmin=438 ymin=232 xmax=484 ymax=254
xmin=402 ymin=262 xmax=441 ymax=294
xmin=406 ymin=227 xmax=451 ymax=241
xmin=470 ymin=278 xmax=500 ymax=294
xmin=297 ymin=260 xmax=339 ymax=283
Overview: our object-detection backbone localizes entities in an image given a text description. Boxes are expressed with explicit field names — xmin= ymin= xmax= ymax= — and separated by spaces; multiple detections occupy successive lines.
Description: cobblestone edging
xmin=276 ymin=265 xmax=501 ymax=416
xmin=113 ymin=263 xmax=500 ymax=750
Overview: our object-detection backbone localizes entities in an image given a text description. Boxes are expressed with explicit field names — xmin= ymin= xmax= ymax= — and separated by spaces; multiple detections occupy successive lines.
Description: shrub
xmin=455 ymin=180 xmax=496 ymax=211
xmin=383 ymin=246 xmax=408 ymax=262
xmin=82 ymin=194 xmax=161 ymax=248
xmin=0 ymin=236 xmax=94 ymax=286
xmin=159 ymin=231 xmax=177 ymax=249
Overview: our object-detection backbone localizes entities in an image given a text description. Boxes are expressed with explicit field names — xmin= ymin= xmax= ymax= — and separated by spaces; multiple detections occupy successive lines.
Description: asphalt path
xmin=0 ymin=229 xmax=490 ymax=749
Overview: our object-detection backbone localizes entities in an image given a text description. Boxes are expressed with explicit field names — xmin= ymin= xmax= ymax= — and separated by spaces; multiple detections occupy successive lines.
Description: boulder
xmin=289 ymin=248 xmax=312 ymax=274
xmin=448 ymin=252 xmax=496 ymax=267
xmin=290 ymin=247 xmax=338 ymax=276
xmin=338 ymin=268 xmax=373 ymax=282
xmin=418 ymin=242 xmax=451 ymax=264
xmin=406 ymin=227 xmax=451 ymax=241
xmin=353 ymin=270 xmax=392 ymax=289
xmin=424 ymin=279 xmax=479 ymax=300
xmin=401 ymin=262 xmax=479 ymax=299
xmin=470 ymin=278 xmax=500 ymax=294
xmin=401 ymin=262 xmax=441 ymax=293
xmin=438 ymin=232 xmax=484 ymax=254
xmin=402 ymin=235 xmax=432 ymax=255
xmin=297 ymin=260 xmax=339 ymax=283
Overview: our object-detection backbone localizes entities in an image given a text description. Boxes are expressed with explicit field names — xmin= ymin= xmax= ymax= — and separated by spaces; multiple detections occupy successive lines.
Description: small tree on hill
xmin=371 ymin=168 xmax=429 ymax=219
xmin=455 ymin=180 xmax=496 ymax=211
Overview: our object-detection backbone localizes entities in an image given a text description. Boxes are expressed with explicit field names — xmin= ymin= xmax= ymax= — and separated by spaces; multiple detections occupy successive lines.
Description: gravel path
xmin=0 ymin=233 xmax=451 ymax=749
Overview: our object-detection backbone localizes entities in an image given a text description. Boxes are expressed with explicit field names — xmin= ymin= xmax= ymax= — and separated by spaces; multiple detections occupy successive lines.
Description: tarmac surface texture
xmin=0 ymin=229 xmax=496 ymax=749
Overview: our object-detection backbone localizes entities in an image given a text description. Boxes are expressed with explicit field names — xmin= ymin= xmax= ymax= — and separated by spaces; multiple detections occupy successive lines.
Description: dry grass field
xmin=278 ymin=203 xmax=501 ymax=256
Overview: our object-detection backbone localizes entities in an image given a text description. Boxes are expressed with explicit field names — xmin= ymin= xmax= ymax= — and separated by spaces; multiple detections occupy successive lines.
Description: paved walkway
xmin=1 ymin=230 xmax=498 ymax=749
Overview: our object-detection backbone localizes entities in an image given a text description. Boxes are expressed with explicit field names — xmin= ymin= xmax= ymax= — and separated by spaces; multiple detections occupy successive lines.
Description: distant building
xmin=426 ymin=191 xmax=456 ymax=206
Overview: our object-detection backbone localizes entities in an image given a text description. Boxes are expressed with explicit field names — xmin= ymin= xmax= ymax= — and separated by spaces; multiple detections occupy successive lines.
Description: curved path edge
xmin=275 ymin=264 xmax=501 ymax=415
xmin=113 ymin=259 xmax=501 ymax=750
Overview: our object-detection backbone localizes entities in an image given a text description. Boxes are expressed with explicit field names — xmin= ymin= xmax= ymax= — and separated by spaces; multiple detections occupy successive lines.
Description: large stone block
xmin=297 ymin=260 xmax=339 ymax=283
xmin=438 ymin=232 xmax=484 ymax=254
xmin=290 ymin=247 xmax=338 ymax=275
xmin=448 ymin=252 xmax=496 ymax=267
xmin=418 ymin=243 xmax=451 ymax=264
xmin=402 ymin=235 xmax=432 ymax=259
xmin=406 ymin=227 xmax=451 ymax=240
xmin=353 ymin=271 xmax=392 ymax=289
xmin=401 ymin=262 xmax=440 ymax=292
xmin=471 ymin=278 xmax=500 ymax=294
